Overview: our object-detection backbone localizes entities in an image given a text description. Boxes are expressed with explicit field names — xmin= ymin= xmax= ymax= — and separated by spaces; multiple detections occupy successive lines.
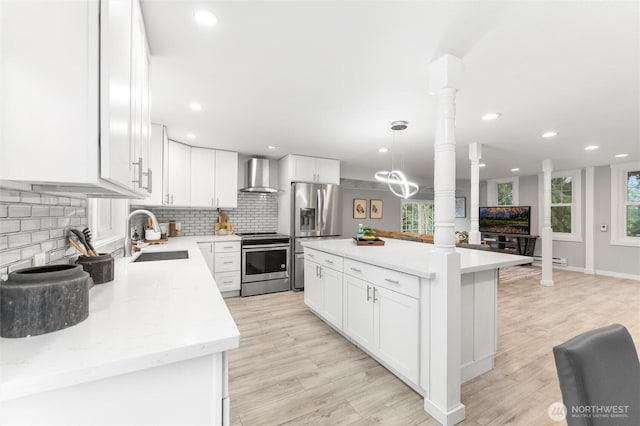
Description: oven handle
xmin=242 ymin=244 xmax=290 ymax=251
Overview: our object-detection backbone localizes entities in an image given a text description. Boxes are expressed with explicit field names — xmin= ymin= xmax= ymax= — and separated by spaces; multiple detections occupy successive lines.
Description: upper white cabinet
xmin=135 ymin=124 xmax=167 ymax=206
xmin=191 ymin=148 xmax=217 ymax=207
xmin=0 ymin=0 xmax=151 ymax=197
xmin=166 ymin=141 xmax=191 ymax=206
xmin=214 ymin=150 xmax=238 ymax=208
xmin=287 ymin=155 xmax=340 ymax=184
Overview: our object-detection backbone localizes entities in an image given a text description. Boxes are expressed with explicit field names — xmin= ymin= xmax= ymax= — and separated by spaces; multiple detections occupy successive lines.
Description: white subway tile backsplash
xmin=21 ymin=219 xmax=41 ymax=231
xmin=0 ymin=189 xmax=20 ymax=203
xmin=8 ymin=233 xmax=31 ymax=248
xmin=8 ymin=205 xmax=31 ymax=217
xmin=0 ymin=220 xmax=20 ymax=233
xmin=133 ymin=192 xmax=279 ymax=236
xmin=0 ymin=188 xmax=90 ymax=272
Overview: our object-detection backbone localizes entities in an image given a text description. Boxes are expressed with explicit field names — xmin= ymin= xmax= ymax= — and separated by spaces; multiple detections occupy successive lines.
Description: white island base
xmin=302 ymin=238 xmax=532 ymax=425
xmin=0 ymin=353 xmax=228 ymax=426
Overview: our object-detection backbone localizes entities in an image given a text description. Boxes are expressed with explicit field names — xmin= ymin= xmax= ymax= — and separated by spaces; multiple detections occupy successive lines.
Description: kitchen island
xmin=301 ymin=237 xmax=531 ymax=421
xmin=0 ymin=236 xmax=240 ymax=426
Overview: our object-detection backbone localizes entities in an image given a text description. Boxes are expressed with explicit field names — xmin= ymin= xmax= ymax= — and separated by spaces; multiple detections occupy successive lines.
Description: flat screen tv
xmin=479 ymin=206 xmax=531 ymax=235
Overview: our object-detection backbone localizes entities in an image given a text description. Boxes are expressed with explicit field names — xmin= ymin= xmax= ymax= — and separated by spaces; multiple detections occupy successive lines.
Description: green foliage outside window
xmin=627 ymin=171 xmax=640 ymax=237
xmin=402 ymin=202 xmax=435 ymax=234
xmin=551 ymin=176 xmax=573 ymax=233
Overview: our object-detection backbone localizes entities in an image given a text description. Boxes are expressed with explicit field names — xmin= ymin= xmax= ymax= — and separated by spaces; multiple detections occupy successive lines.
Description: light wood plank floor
xmin=225 ymin=268 xmax=640 ymax=425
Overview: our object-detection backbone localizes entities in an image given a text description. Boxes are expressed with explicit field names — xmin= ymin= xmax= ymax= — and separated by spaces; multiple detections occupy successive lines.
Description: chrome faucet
xmin=124 ymin=209 xmax=161 ymax=257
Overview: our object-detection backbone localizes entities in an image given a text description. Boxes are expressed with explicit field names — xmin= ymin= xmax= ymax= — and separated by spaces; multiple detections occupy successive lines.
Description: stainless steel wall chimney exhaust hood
xmin=240 ymin=158 xmax=280 ymax=193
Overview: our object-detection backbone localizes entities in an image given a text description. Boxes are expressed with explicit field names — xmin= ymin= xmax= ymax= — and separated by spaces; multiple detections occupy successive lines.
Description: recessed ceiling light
xmin=481 ymin=113 xmax=501 ymax=121
xmin=511 ymin=168 xmax=520 ymax=172
xmin=479 ymin=163 xmax=486 ymax=168
xmin=194 ymin=9 xmax=217 ymax=27
xmin=186 ymin=133 xmax=196 ymax=139
xmin=378 ymin=147 xmax=388 ymax=153
xmin=541 ymin=131 xmax=558 ymax=138
xmin=615 ymin=153 xmax=629 ymax=158
xmin=189 ymin=103 xmax=202 ymax=111
xmin=267 ymin=146 xmax=276 ymax=150
xmin=584 ymin=145 xmax=599 ymax=151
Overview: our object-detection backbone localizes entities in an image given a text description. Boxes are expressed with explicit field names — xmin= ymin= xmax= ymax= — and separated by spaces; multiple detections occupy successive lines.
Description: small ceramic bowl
xmin=145 ymin=230 xmax=161 ymax=241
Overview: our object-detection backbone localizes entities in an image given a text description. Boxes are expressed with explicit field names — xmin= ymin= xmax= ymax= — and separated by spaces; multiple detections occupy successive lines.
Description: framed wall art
xmin=353 ymin=199 xmax=367 ymax=219
xmin=370 ymin=199 xmax=383 ymax=219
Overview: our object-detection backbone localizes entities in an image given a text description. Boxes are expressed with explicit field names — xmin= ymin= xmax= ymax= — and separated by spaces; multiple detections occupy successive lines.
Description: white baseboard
xmin=531 ymin=263 xmax=640 ymax=281
xmin=594 ymin=269 xmax=640 ymax=281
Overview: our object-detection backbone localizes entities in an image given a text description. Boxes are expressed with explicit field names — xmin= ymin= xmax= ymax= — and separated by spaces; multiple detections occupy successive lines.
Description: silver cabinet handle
xmin=350 ymin=267 xmax=361 ymax=273
xmin=325 ymin=260 xmax=334 ymax=264
xmin=308 ymin=253 xmax=315 ymax=258
xmin=145 ymin=168 xmax=152 ymax=193
xmin=384 ymin=278 xmax=400 ymax=284
xmin=132 ymin=157 xmax=143 ymax=186
xmin=318 ymin=266 xmax=322 ymax=278
xmin=211 ymin=197 xmax=214 ymax=206
xmin=210 ymin=244 xmax=213 ymax=253
xmin=223 ymin=261 xmax=233 ymax=264
xmin=165 ymin=194 xmax=169 ymax=204
xmin=366 ymin=285 xmax=371 ymax=301
xmin=223 ymin=280 xmax=233 ymax=284
xmin=373 ymin=287 xmax=378 ymax=303
xmin=316 ymin=265 xmax=319 ymax=277
xmin=223 ymin=246 xmax=233 ymax=249
xmin=171 ymin=195 xmax=174 ymax=205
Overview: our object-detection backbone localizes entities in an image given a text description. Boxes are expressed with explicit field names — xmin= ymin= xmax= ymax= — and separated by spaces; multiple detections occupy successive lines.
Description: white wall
xmin=482 ymin=166 xmax=640 ymax=277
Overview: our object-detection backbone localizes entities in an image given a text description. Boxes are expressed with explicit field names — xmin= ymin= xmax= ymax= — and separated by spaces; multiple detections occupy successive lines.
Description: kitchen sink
xmin=132 ymin=250 xmax=189 ymax=263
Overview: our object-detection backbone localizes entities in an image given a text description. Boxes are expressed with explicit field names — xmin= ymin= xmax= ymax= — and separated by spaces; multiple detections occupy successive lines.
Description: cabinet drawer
xmin=344 ymin=259 xmax=419 ymax=299
xmin=215 ymin=241 xmax=240 ymax=253
xmin=215 ymin=271 xmax=240 ymax=292
xmin=215 ymin=253 xmax=240 ymax=272
xmin=304 ymin=249 xmax=343 ymax=272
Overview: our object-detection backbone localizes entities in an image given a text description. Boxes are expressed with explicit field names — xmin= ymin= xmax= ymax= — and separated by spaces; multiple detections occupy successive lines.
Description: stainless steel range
xmin=238 ymin=232 xmax=290 ymax=296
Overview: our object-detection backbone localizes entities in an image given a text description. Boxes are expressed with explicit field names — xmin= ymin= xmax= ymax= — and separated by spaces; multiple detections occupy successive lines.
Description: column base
xmin=540 ymin=279 xmax=554 ymax=287
xmin=424 ymin=399 xmax=466 ymax=426
xmin=468 ymin=230 xmax=481 ymax=245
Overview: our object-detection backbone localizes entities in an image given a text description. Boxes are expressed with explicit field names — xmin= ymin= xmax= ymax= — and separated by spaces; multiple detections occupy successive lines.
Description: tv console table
xmin=480 ymin=233 xmax=538 ymax=256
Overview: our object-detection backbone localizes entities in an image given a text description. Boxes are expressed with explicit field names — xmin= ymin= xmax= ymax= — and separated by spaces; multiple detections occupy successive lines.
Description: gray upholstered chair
xmin=553 ymin=323 xmax=640 ymax=426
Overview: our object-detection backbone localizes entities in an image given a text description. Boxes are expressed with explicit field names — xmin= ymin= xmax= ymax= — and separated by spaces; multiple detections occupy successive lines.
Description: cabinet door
xmin=167 ymin=141 xmax=191 ymax=206
xmin=321 ymin=266 xmax=343 ymax=330
xmin=290 ymin=155 xmax=317 ymax=182
xmin=135 ymin=124 xmax=164 ymax=205
xmin=190 ymin=147 xmax=216 ymax=207
xmin=373 ymin=286 xmax=419 ymax=383
xmin=100 ymin=0 xmax=134 ymax=190
xmin=342 ymin=275 xmax=374 ymax=349
xmin=197 ymin=243 xmax=215 ymax=276
xmin=303 ymin=260 xmax=322 ymax=312
xmin=214 ymin=150 xmax=238 ymax=208
xmin=315 ymin=158 xmax=340 ymax=184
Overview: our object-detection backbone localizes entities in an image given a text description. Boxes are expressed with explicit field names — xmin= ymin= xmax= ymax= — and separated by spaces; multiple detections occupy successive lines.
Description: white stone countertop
xmin=0 ymin=236 xmax=240 ymax=402
xmin=302 ymin=238 xmax=533 ymax=278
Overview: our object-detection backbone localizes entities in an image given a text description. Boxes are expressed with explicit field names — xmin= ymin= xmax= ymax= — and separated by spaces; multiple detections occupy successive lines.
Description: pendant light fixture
xmin=374 ymin=121 xmax=419 ymax=199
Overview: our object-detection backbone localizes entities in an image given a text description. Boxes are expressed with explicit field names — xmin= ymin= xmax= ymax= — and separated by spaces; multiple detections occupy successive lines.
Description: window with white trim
xmin=611 ymin=162 xmax=640 ymax=247
xmin=401 ymin=200 xmax=434 ymax=235
xmin=87 ymin=198 xmax=128 ymax=245
xmin=547 ymin=169 xmax=582 ymax=242
xmin=487 ymin=177 xmax=519 ymax=206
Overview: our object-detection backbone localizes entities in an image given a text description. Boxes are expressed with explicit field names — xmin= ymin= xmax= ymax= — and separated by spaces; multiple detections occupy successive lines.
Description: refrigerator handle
xmin=316 ymin=188 xmax=322 ymax=233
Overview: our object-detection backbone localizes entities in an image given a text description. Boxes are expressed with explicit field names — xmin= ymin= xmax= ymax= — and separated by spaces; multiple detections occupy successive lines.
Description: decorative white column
xmin=584 ymin=166 xmax=595 ymax=274
xmin=424 ymin=54 xmax=465 ymax=426
xmin=468 ymin=143 xmax=482 ymax=245
xmin=541 ymin=159 xmax=554 ymax=286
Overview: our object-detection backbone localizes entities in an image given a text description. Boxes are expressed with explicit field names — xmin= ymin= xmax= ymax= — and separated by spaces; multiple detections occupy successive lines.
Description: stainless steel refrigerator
xmin=291 ymin=182 xmax=342 ymax=290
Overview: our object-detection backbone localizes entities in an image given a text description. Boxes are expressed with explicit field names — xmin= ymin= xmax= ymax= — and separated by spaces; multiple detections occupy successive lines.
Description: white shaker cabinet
xmin=199 ymin=241 xmax=241 ymax=295
xmin=303 ymin=260 xmax=323 ymax=313
xmin=287 ymin=155 xmax=340 ymax=184
xmin=134 ymin=124 xmax=167 ymax=206
xmin=0 ymin=0 xmax=151 ymax=198
xmin=214 ymin=150 xmax=238 ymax=208
xmin=191 ymin=148 xmax=217 ymax=208
xmin=303 ymin=255 xmax=343 ymax=330
xmin=342 ymin=275 xmax=375 ymax=349
xmin=197 ymin=243 xmax=215 ymax=276
xmin=166 ymin=141 xmax=191 ymax=206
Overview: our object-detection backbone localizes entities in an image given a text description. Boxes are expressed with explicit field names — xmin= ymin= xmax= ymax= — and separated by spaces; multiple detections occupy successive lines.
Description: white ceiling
xmin=141 ymin=0 xmax=639 ymax=184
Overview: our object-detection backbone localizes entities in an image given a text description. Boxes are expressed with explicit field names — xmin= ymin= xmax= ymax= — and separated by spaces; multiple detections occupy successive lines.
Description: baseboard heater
xmin=532 ymin=256 xmax=568 ymax=266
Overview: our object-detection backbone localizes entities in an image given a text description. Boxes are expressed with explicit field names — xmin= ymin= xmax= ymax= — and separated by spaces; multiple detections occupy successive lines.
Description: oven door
xmin=242 ymin=244 xmax=289 ymax=283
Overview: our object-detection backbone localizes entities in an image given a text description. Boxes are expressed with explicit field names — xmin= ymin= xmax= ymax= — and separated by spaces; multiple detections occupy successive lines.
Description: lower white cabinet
xmin=303 ymin=259 xmax=343 ymax=330
xmin=198 ymin=241 xmax=241 ymax=294
xmin=342 ymin=274 xmax=419 ymax=383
